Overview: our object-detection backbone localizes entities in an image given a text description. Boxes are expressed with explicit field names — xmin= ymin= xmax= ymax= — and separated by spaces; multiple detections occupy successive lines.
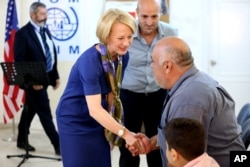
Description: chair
xmin=237 ymin=103 xmax=250 ymax=149
xmin=241 ymin=118 xmax=250 ymax=148
xmin=237 ymin=103 xmax=250 ymax=125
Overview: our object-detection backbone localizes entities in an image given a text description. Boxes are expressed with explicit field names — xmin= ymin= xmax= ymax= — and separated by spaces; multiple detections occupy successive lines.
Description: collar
xmin=30 ymin=20 xmax=41 ymax=32
xmin=183 ymin=153 xmax=208 ymax=167
xmin=169 ymin=66 xmax=198 ymax=97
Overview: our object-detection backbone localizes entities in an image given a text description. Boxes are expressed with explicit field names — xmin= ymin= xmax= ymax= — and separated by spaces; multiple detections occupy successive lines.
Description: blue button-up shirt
xmin=121 ymin=21 xmax=178 ymax=93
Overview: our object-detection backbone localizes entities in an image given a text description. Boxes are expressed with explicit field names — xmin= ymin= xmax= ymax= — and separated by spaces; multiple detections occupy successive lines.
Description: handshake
xmin=122 ymin=131 xmax=159 ymax=156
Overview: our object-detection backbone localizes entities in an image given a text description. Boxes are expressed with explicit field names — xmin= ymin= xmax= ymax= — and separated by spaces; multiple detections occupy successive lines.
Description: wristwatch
xmin=118 ymin=126 xmax=126 ymax=137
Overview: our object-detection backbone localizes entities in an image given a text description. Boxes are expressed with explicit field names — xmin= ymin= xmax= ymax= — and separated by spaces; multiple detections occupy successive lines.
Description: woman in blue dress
xmin=56 ymin=8 xmax=139 ymax=167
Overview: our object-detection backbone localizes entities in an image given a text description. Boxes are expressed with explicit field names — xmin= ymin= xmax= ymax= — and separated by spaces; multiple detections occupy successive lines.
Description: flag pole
xmin=2 ymin=118 xmax=17 ymax=142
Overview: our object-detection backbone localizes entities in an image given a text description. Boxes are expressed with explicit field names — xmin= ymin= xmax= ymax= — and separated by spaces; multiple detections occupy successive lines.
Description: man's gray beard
xmin=37 ymin=21 xmax=46 ymax=27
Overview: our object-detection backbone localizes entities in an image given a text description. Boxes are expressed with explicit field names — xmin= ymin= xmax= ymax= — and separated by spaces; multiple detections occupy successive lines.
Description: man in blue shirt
xmin=119 ymin=0 xmax=177 ymax=167
xmin=129 ymin=36 xmax=246 ymax=167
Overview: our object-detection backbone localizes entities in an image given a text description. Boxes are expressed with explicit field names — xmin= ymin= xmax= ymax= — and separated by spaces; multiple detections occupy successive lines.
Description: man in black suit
xmin=14 ymin=2 xmax=60 ymax=155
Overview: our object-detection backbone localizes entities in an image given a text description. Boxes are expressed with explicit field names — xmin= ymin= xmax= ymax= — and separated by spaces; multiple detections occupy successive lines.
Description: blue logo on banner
xmin=46 ymin=7 xmax=78 ymax=41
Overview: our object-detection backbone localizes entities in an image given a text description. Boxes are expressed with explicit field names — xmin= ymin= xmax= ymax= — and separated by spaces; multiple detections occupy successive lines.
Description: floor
xmin=0 ymin=117 xmax=147 ymax=167
xmin=3 ymin=119 xmax=248 ymax=167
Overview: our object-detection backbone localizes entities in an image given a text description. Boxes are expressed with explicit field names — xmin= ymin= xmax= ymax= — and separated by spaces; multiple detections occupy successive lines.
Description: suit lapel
xmin=27 ymin=23 xmax=44 ymax=54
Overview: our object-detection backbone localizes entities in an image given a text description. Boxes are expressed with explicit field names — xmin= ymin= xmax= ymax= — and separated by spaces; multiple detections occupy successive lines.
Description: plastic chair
xmin=241 ymin=118 xmax=250 ymax=148
xmin=237 ymin=103 xmax=250 ymax=125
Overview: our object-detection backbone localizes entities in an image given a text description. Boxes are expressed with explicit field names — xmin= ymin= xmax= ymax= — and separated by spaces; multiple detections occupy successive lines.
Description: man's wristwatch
xmin=118 ymin=126 xmax=126 ymax=137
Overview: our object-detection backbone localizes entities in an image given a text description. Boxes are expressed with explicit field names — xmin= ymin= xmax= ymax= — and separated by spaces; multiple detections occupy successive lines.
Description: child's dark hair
xmin=165 ymin=117 xmax=205 ymax=161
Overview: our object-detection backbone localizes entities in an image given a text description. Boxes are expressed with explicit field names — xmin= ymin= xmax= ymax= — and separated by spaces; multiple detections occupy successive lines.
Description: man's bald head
xmin=151 ymin=37 xmax=194 ymax=89
xmin=153 ymin=36 xmax=193 ymax=68
xmin=137 ymin=0 xmax=162 ymax=11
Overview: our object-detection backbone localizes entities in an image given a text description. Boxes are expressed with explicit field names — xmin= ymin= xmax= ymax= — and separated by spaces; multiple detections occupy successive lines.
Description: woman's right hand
xmin=123 ymin=130 xmax=146 ymax=155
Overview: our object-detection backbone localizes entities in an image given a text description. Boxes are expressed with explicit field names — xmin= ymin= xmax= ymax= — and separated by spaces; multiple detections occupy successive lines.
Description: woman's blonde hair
xmin=96 ymin=8 xmax=136 ymax=44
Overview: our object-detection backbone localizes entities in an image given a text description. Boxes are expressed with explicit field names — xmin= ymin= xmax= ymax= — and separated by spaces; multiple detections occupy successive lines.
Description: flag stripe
xmin=2 ymin=0 xmax=25 ymax=124
xmin=3 ymin=96 xmax=14 ymax=122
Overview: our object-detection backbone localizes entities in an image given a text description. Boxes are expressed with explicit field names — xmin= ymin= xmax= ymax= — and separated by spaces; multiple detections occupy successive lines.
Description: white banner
xmin=38 ymin=0 xmax=105 ymax=61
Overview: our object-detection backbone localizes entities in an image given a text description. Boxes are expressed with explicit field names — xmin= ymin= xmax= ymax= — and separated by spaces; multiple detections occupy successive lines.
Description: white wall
xmin=170 ymin=0 xmax=250 ymax=115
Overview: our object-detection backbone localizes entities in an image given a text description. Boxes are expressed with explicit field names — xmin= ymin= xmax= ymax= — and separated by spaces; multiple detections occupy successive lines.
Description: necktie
xmin=40 ymin=27 xmax=52 ymax=72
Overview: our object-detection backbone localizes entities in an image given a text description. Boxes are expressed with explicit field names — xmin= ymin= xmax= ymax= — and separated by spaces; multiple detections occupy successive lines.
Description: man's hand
xmin=126 ymin=133 xmax=151 ymax=156
xmin=53 ymin=79 xmax=60 ymax=90
xmin=33 ymin=85 xmax=43 ymax=90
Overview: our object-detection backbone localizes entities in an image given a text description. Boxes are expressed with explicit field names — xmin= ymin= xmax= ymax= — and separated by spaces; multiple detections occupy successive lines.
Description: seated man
xmin=164 ymin=118 xmax=219 ymax=167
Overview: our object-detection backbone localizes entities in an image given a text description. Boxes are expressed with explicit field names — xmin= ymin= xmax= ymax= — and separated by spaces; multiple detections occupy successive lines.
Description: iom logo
xmin=46 ymin=7 xmax=78 ymax=41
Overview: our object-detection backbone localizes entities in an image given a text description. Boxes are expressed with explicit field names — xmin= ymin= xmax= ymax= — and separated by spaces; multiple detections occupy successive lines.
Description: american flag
xmin=2 ymin=0 xmax=25 ymax=124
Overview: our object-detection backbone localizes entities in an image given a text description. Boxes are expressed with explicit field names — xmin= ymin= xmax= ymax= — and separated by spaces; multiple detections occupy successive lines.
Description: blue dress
xmin=56 ymin=44 xmax=129 ymax=167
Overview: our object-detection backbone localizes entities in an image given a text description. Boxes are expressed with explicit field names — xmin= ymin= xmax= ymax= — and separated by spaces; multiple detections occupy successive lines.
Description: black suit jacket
xmin=14 ymin=22 xmax=59 ymax=87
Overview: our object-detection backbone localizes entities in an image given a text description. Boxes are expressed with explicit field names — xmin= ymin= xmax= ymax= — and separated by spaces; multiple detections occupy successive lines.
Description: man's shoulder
xmin=159 ymin=21 xmax=176 ymax=29
xmin=17 ymin=22 xmax=32 ymax=33
xmin=158 ymin=21 xmax=178 ymax=35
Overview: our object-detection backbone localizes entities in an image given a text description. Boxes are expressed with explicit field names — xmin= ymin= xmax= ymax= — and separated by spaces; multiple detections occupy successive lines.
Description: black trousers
xmin=17 ymin=87 xmax=59 ymax=148
xmin=119 ymin=89 xmax=166 ymax=167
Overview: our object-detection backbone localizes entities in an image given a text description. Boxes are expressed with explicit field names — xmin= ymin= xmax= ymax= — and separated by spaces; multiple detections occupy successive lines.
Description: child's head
xmin=164 ymin=117 xmax=205 ymax=166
